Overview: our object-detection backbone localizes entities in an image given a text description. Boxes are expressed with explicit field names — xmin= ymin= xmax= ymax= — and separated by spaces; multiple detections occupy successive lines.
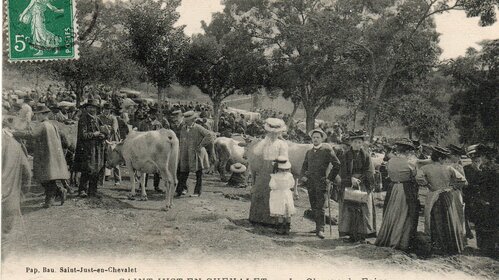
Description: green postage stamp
xmin=7 ymin=0 xmax=78 ymax=62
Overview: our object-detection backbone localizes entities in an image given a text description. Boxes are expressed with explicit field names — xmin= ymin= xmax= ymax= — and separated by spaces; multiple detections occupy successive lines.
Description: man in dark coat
xmin=73 ymin=99 xmax=107 ymax=198
xmin=300 ymin=128 xmax=341 ymax=239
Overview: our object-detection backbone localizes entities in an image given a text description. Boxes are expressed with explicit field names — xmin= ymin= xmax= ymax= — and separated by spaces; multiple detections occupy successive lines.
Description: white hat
xmin=230 ymin=162 xmax=247 ymax=174
xmin=275 ymin=155 xmax=291 ymax=169
xmin=264 ymin=118 xmax=287 ymax=133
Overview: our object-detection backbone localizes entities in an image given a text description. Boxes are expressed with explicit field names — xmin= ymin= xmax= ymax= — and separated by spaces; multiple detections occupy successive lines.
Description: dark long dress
xmin=338 ymin=148 xmax=376 ymax=239
xmin=416 ymin=163 xmax=467 ymax=254
xmin=376 ymin=156 xmax=418 ymax=250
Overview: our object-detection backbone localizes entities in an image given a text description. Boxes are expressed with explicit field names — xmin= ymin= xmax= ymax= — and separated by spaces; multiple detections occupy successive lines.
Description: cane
xmin=326 ymin=181 xmax=332 ymax=236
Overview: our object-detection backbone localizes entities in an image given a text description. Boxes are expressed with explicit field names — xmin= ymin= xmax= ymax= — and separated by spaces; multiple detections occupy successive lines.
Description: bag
xmin=343 ymin=187 xmax=369 ymax=204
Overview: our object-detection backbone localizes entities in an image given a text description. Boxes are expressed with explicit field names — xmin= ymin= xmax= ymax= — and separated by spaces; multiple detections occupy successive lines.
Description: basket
xmin=343 ymin=187 xmax=369 ymax=204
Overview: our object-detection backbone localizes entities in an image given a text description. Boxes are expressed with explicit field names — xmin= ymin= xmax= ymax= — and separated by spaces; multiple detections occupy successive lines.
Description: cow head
xmin=105 ymin=140 xmax=124 ymax=168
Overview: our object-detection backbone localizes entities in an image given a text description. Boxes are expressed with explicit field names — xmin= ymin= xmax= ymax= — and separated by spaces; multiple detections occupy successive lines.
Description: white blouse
xmin=253 ymin=136 xmax=288 ymax=161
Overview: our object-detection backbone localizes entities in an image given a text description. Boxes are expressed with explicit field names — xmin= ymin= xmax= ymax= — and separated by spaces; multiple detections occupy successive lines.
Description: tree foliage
xmin=123 ymin=0 xmax=188 ymax=99
xmin=445 ymin=39 xmax=499 ymax=145
xmin=178 ymin=12 xmax=269 ymax=131
xmin=50 ymin=0 xmax=140 ymax=105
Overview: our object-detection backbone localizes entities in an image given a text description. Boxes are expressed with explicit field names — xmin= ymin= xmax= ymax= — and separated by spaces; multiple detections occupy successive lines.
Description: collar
xmin=313 ymin=143 xmax=323 ymax=150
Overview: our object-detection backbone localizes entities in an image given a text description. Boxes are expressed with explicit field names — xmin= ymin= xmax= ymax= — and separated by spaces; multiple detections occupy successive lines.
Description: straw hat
xmin=264 ymin=118 xmax=287 ymax=133
xmin=230 ymin=163 xmax=247 ymax=174
xmin=309 ymin=128 xmax=327 ymax=140
xmin=447 ymin=144 xmax=466 ymax=156
xmin=81 ymin=99 xmax=101 ymax=109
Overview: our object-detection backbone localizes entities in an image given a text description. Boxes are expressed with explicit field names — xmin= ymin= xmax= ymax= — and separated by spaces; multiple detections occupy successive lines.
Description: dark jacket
xmin=339 ymin=147 xmax=375 ymax=191
xmin=73 ymin=111 xmax=106 ymax=175
xmin=301 ymin=144 xmax=341 ymax=191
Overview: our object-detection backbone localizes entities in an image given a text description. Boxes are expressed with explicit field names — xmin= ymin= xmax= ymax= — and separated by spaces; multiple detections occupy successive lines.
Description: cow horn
xmin=105 ymin=140 xmax=112 ymax=145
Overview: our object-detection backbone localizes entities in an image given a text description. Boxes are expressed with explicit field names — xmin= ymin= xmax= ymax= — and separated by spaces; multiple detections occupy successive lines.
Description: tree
xmin=123 ymin=0 xmax=188 ymax=103
xmin=377 ymin=94 xmax=452 ymax=143
xmin=445 ymin=39 xmax=499 ymax=145
xmin=49 ymin=0 xmax=140 ymax=105
xmin=227 ymin=0 xmax=360 ymax=132
xmin=178 ymin=12 xmax=269 ymax=132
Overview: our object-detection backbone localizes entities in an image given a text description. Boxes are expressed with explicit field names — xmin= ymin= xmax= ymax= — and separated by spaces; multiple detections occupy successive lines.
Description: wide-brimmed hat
xmin=81 ymin=99 xmax=101 ymax=109
xmin=309 ymin=128 xmax=327 ymax=140
xmin=394 ymin=138 xmax=416 ymax=150
xmin=467 ymin=144 xmax=495 ymax=158
xmin=432 ymin=146 xmax=451 ymax=157
xmin=230 ymin=163 xmax=247 ymax=174
xmin=34 ymin=104 xmax=51 ymax=114
xmin=346 ymin=130 xmax=369 ymax=141
xmin=447 ymin=144 xmax=466 ymax=156
xmin=183 ymin=110 xmax=199 ymax=120
xmin=264 ymin=118 xmax=287 ymax=133
xmin=171 ymin=110 xmax=182 ymax=117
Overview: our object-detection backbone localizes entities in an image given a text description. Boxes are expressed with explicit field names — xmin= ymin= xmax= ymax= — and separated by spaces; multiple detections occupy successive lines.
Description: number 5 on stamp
xmin=7 ymin=0 xmax=78 ymax=62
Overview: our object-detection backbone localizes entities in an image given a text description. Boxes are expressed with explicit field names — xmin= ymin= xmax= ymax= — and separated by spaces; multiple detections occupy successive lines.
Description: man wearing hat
xmin=176 ymin=111 xmax=216 ymax=197
xmin=73 ymin=99 xmax=107 ymax=198
xmin=169 ymin=110 xmax=184 ymax=136
xmin=47 ymin=104 xmax=69 ymax=123
xmin=300 ymin=128 xmax=341 ymax=239
xmin=226 ymin=162 xmax=248 ymax=188
xmin=12 ymin=105 xmax=70 ymax=208
xmin=464 ymin=145 xmax=499 ymax=255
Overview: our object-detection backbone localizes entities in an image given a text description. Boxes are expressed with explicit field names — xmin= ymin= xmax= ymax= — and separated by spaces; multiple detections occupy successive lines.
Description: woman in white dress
xmin=248 ymin=118 xmax=288 ymax=226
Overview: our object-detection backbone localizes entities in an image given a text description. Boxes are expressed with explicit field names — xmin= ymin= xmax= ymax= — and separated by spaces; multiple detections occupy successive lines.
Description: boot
xmin=284 ymin=223 xmax=291 ymax=235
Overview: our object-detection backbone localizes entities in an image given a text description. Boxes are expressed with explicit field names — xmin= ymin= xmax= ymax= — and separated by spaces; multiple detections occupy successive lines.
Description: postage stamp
xmin=7 ymin=0 xmax=78 ymax=62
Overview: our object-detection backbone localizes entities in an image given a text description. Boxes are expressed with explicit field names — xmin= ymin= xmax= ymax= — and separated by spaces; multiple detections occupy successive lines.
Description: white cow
xmin=106 ymin=129 xmax=179 ymax=209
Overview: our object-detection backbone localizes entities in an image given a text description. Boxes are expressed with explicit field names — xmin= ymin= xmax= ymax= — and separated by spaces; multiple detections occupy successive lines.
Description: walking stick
xmin=327 ymin=181 xmax=332 ymax=236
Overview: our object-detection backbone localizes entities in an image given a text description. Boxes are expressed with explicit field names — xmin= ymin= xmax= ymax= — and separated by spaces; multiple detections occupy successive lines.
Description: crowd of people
xmin=2 ymin=90 xmax=498 ymax=258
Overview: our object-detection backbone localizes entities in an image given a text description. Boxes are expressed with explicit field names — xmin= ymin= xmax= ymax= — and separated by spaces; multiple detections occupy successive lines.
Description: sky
xmin=176 ymin=0 xmax=499 ymax=60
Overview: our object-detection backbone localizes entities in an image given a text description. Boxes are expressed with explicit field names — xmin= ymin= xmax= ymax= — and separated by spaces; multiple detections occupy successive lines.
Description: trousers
xmin=79 ymin=171 xmax=100 ymax=195
xmin=308 ymin=187 xmax=327 ymax=231
xmin=176 ymin=170 xmax=203 ymax=195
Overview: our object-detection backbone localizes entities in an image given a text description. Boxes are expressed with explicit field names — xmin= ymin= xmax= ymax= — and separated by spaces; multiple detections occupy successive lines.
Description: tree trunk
xmin=157 ymin=85 xmax=166 ymax=115
xmin=75 ymin=86 xmax=84 ymax=107
xmin=408 ymin=128 xmax=413 ymax=140
xmin=305 ymin=105 xmax=316 ymax=133
xmin=352 ymin=107 xmax=358 ymax=130
xmin=212 ymin=100 xmax=221 ymax=132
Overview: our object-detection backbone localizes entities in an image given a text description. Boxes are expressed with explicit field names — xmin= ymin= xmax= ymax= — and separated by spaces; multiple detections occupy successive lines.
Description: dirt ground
xmin=2 ymin=171 xmax=498 ymax=279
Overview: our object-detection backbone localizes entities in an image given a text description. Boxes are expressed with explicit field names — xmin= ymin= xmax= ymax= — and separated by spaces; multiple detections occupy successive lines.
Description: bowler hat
xmin=346 ymin=130 xmax=369 ymax=141
xmin=81 ymin=99 xmax=101 ymax=109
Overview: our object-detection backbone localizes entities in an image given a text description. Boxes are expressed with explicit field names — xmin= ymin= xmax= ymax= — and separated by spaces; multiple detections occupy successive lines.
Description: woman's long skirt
xmin=375 ymin=183 xmax=418 ymax=249
xmin=249 ymin=160 xmax=279 ymax=226
xmin=429 ymin=190 xmax=466 ymax=254
xmin=338 ymin=184 xmax=376 ymax=239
